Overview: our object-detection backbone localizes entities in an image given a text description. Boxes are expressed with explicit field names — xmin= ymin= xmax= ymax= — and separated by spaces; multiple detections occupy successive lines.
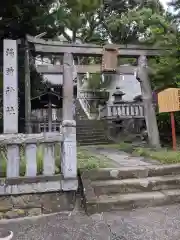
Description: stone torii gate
xmin=26 ymin=35 xmax=165 ymax=148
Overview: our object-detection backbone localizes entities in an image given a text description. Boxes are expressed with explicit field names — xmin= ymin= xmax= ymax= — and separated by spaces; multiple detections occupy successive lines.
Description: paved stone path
xmin=0 ymin=204 xmax=180 ymax=240
xmin=88 ymin=146 xmax=159 ymax=167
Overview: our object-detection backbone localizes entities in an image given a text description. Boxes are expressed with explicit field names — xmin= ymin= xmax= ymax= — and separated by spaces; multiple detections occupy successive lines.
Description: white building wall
xmin=108 ymin=74 xmax=141 ymax=103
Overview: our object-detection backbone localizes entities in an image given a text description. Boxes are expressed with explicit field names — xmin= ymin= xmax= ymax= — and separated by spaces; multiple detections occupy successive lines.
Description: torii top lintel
xmin=26 ymin=35 xmax=166 ymax=57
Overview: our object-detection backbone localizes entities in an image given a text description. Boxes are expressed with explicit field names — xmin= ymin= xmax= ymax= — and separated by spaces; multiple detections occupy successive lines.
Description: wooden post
xmin=170 ymin=112 xmax=176 ymax=151
xmin=61 ymin=52 xmax=77 ymax=191
xmin=137 ymin=55 xmax=161 ymax=148
xmin=24 ymin=40 xmax=32 ymax=133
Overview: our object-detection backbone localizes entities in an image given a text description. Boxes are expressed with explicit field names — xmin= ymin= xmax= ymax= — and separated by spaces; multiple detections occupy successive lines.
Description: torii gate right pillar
xmin=137 ymin=55 xmax=161 ymax=148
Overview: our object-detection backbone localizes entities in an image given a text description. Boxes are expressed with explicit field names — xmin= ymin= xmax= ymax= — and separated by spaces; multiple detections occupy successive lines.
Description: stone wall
xmin=0 ymin=191 xmax=76 ymax=219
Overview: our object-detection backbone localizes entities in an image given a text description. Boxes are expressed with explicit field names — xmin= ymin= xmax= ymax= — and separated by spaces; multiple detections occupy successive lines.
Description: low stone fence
xmin=0 ymin=132 xmax=78 ymax=219
xmin=0 ymin=175 xmax=76 ymax=219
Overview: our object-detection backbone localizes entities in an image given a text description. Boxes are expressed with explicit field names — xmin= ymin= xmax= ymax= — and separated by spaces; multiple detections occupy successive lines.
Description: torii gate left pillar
xmin=61 ymin=52 xmax=78 ymax=191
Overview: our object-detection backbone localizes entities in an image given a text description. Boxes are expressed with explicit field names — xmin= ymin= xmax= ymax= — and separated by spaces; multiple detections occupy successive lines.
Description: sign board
xmin=157 ymin=88 xmax=180 ymax=113
xmin=3 ymin=40 xmax=18 ymax=133
xmin=102 ymin=46 xmax=118 ymax=72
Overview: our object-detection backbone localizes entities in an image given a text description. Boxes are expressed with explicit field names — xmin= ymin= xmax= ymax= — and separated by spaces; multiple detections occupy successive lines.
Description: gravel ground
xmin=0 ymin=204 xmax=180 ymax=240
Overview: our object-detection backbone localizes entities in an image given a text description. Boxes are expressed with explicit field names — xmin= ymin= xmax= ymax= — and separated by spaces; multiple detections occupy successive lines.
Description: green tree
xmin=0 ymin=0 xmax=55 ymax=39
xmin=45 ymin=0 xmax=107 ymax=43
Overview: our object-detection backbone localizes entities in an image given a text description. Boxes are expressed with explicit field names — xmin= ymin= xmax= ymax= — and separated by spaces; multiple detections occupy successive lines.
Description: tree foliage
xmin=0 ymin=0 xmax=56 ymax=39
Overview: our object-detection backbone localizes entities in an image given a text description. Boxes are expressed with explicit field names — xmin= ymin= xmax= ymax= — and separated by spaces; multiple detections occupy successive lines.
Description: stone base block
xmin=0 ymin=191 xmax=76 ymax=219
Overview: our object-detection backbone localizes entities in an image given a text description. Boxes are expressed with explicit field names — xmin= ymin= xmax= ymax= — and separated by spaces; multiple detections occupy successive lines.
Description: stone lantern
xmin=112 ymin=87 xmax=125 ymax=104
xmin=133 ymin=95 xmax=142 ymax=103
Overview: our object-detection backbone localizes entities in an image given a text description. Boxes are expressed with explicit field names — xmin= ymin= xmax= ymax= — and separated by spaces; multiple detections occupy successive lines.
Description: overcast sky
xmin=160 ymin=0 xmax=170 ymax=9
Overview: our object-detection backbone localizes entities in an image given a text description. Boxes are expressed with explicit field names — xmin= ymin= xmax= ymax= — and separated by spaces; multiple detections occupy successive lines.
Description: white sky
xmin=160 ymin=0 xmax=172 ymax=10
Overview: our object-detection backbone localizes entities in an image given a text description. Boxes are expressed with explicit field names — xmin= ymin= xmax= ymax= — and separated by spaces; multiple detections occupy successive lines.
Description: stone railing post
xmin=107 ymin=105 xmax=111 ymax=118
xmin=61 ymin=120 xmax=77 ymax=179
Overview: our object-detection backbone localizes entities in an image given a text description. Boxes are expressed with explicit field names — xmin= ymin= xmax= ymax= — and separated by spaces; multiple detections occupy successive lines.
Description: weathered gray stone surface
xmin=87 ymin=146 xmax=159 ymax=167
xmin=5 ymin=210 xmax=25 ymax=219
xmin=92 ymin=175 xmax=180 ymax=195
xmin=81 ymin=164 xmax=180 ymax=214
xmin=0 ymin=204 xmax=180 ymax=239
xmin=0 ymin=192 xmax=76 ymax=219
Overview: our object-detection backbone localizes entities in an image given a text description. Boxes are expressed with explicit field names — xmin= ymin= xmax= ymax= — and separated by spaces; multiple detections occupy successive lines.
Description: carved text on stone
xmin=5 ymin=86 xmax=15 ymax=95
xmin=6 ymin=48 xmax=15 ymax=58
xmin=6 ymin=67 xmax=14 ymax=76
xmin=6 ymin=106 xmax=15 ymax=115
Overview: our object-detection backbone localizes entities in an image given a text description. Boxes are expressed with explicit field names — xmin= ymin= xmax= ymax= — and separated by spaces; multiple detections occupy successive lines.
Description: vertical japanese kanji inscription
xmin=3 ymin=40 xmax=18 ymax=133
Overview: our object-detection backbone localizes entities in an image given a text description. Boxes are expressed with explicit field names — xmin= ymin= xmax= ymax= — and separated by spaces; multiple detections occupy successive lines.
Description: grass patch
xmin=100 ymin=142 xmax=180 ymax=164
xmin=132 ymin=147 xmax=180 ymax=164
xmin=77 ymin=149 xmax=114 ymax=170
xmin=0 ymin=145 xmax=112 ymax=177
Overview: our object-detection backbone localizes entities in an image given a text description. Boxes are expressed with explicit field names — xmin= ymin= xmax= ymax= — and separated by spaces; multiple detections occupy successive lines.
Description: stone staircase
xmin=76 ymin=119 xmax=113 ymax=145
xmin=81 ymin=164 xmax=180 ymax=214
xmin=76 ymin=99 xmax=113 ymax=145
xmin=75 ymin=99 xmax=88 ymax=120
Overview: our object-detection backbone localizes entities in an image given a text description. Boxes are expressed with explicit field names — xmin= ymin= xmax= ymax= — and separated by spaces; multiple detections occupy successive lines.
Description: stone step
xmin=82 ymin=165 xmax=180 ymax=181
xmin=77 ymin=134 xmax=112 ymax=145
xmin=77 ymin=133 xmax=108 ymax=137
xmin=76 ymin=117 xmax=111 ymax=145
xmin=78 ymin=125 xmax=109 ymax=128
xmin=77 ymin=138 xmax=110 ymax=142
xmin=92 ymin=175 xmax=180 ymax=196
xmin=77 ymin=134 xmax=109 ymax=139
xmin=77 ymin=140 xmax=111 ymax=144
xmin=77 ymin=132 xmax=110 ymax=137
xmin=77 ymin=129 xmax=107 ymax=134
xmin=77 ymin=130 xmax=109 ymax=133
xmin=77 ymin=140 xmax=112 ymax=146
xmin=77 ymin=126 xmax=108 ymax=130
xmin=77 ymin=120 xmax=107 ymax=126
xmin=77 ymin=125 xmax=107 ymax=129
xmin=77 ymin=126 xmax=107 ymax=130
xmin=77 ymin=136 xmax=108 ymax=140
xmin=86 ymin=189 xmax=180 ymax=214
xmin=77 ymin=124 xmax=108 ymax=128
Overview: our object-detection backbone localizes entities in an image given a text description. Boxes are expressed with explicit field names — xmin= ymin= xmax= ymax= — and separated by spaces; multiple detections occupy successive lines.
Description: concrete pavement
xmin=0 ymin=204 xmax=180 ymax=240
